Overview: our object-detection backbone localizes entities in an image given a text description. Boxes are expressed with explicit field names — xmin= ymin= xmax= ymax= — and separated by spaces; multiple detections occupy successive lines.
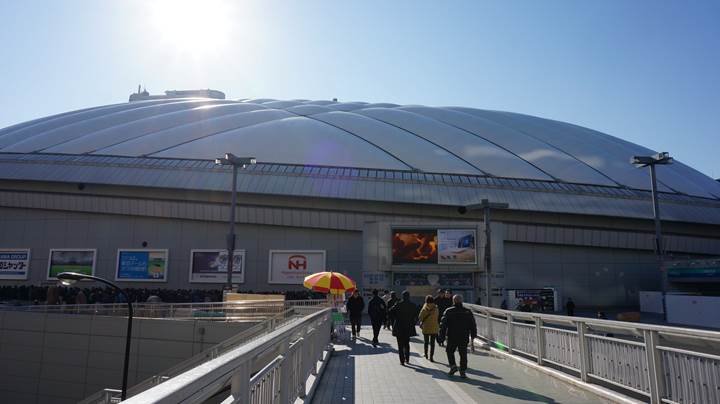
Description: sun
xmin=149 ymin=0 xmax=233 ymax=55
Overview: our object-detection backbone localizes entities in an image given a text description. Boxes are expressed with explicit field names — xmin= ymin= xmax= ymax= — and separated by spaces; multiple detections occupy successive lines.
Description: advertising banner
xmin=438 ymin=229 xmax=477 ymax=264
xmin=268 ymin=250 xmax=326 ymax=284
xmin=47 ymin=249 xmax=96 ymax=279
xmin=361 ymin=271 xmax=388 ymax=289
xmin=189 ymin=249 xmax=245 ymax=283
xmin=391 ymin=229 xmax=437 ymax=264
xmin=116 ymin=249 xmax=168 ymax=282
xmin=0 ymin=249 xmax=31 ymax=280
xmin=392 ymin=272 xmax=474 ymax=290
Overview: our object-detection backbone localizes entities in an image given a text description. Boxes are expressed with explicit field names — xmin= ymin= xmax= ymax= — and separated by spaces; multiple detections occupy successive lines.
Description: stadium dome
xmin=1 ymin=95 xmax=719 ymax=224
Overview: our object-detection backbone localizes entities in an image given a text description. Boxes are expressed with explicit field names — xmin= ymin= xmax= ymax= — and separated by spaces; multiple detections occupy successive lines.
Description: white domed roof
xmin=0 ymin=97 xmax=718 ymax=200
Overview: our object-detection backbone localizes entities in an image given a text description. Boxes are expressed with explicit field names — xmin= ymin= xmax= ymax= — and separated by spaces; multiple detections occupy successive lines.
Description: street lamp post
xmin=56 ymin=272 xmax=133 ymax=400
xmin=215 ymin=154 xmax=256 ymax=293
xmin=631 ymin=152 xmax=673 ymax=318
xmin=460 ymin=199 xmax=509 ymax=307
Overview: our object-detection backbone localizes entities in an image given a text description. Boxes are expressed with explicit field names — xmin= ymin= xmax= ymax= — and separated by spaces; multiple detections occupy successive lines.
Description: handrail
xmin=3 ymin=299 xmax=328 ymax=320
xmin=467 ymin=303 xmax=720 ymax=404
xmin=78 ymin=303 xmax=324 ymax=404
xmin=122 ymin=307 xmax=332 ymax=403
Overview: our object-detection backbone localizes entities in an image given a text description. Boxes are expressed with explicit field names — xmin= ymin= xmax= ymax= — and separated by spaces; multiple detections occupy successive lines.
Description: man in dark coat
xmin=385 ymin=291 xmax=399 ymax=330
xmin=346 ymin=290 xmax=365 ymax=339
xmin=388 ymin=290 xmax=418 ymax=365
xmin=435 ymin=289 xmax=452 ymax=346
xmin=565 ymin=297 xmax=575 ymax=317
xmin=367 ymin=289 xmax=387 ymax=347
xmin=439 ymin=294 xmax=477 ymax=378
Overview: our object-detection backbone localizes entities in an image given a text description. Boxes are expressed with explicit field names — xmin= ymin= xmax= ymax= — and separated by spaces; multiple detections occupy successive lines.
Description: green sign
xmin=48 ymin=249 xmax=96 ymax=279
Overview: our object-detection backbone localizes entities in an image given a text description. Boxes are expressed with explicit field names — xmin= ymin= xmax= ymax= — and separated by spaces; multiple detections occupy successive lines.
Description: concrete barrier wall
xmin=0 ymin=310 xmax=256 ymax=404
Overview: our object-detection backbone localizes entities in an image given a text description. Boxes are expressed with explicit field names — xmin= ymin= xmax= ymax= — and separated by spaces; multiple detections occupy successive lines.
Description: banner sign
xmin=361 ymin=271 xmax=388 ymax=289
xmin=392 ymin=228 xmax=477 ymax=265
xmin=392 ymin=272 xmax=474 ymax=290
xmin=116 ymin=249 xmax=168 ymax=282
xmin=268 ymin=250 xmax=326 ymax=284
xmin=438 ymin=229 xmax=477 ymax=264
xmin=0 ymin=249 xmax=31 ymax=280
xmin=190 ymin=249 xmax=245 ymax=283
xmin=48 ymin=249 xmax=96 ymax=279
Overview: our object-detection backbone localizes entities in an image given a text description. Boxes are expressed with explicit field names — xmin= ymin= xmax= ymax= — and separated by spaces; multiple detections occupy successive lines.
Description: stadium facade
xmin=1 ymin=90 xmax=719 ymax=308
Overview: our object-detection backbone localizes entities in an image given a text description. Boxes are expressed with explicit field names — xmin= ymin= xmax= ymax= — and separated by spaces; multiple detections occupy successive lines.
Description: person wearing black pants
xmin=346 ymin=290 xmax=365 ymax=339
xmin=388 ymin=290 xmax=418 ymax=365
xmin=439 ymin=294 xmax=477 ymax=378
xmin=367 ymin=289 xmax=387 ymax=347
xmin=419 ymin=295 xmax=439 ymax=362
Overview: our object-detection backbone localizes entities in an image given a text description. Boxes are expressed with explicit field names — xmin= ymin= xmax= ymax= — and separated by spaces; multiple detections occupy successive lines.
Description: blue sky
xmin=1 ymin=0 xmax=718 ymax=178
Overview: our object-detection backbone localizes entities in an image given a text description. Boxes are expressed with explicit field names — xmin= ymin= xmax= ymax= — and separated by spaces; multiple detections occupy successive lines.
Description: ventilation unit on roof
xmin=129 ymin=86 xmax=225 ymax=102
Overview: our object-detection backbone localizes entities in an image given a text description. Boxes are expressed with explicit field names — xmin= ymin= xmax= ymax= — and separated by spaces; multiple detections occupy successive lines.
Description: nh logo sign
xmin=288 ymin=255 xmax=307 ymax=270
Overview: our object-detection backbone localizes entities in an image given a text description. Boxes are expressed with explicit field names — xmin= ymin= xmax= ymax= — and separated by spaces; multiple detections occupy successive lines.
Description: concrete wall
xmin=0 ymin=310 xmax=256 ymax=404
xmin=504 ymin=242 xmax=659 ymax=308
xmin=0 ymin=207 xmax=362 ymax=292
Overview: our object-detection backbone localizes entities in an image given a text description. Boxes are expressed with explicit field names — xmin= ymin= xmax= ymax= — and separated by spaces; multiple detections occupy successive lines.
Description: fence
xmin=3 ymin=299 xmax=328 ymax=320
xmin=119 ymin=307 xmax=332 ymax=403
xmin=79 ymin=302 xmax=327 ymax=403
xmin=467 ymin=303 xmax=720 ymax=404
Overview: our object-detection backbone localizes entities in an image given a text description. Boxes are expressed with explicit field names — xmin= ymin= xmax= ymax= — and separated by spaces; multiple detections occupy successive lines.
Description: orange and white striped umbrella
xmin=303 ymin=271 xmax=356 ymax=295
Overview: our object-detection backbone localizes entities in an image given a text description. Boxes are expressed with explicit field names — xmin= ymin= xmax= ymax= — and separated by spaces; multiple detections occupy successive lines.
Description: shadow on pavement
xmin=456 ymin=377 xmax=560 ymax=403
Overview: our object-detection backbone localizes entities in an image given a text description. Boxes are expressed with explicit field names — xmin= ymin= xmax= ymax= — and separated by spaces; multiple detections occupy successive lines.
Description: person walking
xmin=388 ymin=290 xmax=418 ymax=366
xmin=381 ymin=290 xmax=392 ymax=329
xmin=565 ymin=297 xmax=576 ymax=317
xmin=418 ymin=295 xmax=439 ymax=362
xmin=435 ymin=289 xmax=452 ymax=346
xmin=439 ymin=294 xmax=477 ymax=378
xmin=346 ymin=289 xmax=365 ymax=339
xmin=385 ymin=291 xmax=399 ymax=331
xmin=367 ymin=289 xmax=387 ymax=347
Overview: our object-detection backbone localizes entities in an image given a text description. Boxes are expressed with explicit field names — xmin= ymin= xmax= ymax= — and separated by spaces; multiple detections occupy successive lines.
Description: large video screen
xmin=438 ymin=229 xmax=477 ymax=264
xmin=392 ymin=230 xmax=438 ymax=264
xmin=392 ymin=228 xmax=477 ymax=265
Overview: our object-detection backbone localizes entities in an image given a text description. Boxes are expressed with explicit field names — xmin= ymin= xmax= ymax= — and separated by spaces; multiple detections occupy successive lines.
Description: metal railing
xmin=119 ymin=307 xmax=332 ymax=403
xmin=79 ymin=302 xmax=327 ymax=404
xmin=3 ymin=299 xmax=327 ymax=320
xmin=467 ymin=303 xmax=720 ymax=404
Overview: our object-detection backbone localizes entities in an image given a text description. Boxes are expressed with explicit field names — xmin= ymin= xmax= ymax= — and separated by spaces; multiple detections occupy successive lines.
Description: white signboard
xmin=437 ymin=229 xmax=477 ymax=264
xmin=189 ymin=249 xmax=245 ymax=283
xmin=268 ymin=250 xmax=326 ymax=284
xmin=0 ymin=249 xmax=31 ymax=280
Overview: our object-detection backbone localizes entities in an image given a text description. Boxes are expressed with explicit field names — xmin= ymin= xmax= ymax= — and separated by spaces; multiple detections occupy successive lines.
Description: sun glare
xmin=149 ymin=0 xmax=233 ymax=55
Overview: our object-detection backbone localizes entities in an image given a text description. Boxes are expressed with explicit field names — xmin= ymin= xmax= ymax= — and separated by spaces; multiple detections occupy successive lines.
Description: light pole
xmin=57 ymin=272 xmax=133 ymax=400
xmin=631 ymin=152 xmax=673 ymax=318
xmin=215 ymin=153 xmax=256 ymax=293
xmin=460 ymin=199 xmax=509 ymax=307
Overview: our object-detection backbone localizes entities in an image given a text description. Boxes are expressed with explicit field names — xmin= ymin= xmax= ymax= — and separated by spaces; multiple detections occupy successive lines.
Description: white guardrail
xmin=118 ymin=307 xmax=332 ymax=404
xmin=466 ymin=303 xmax=720 ymax=404
xmin=4 ymin=299 xmax=328 ymax=320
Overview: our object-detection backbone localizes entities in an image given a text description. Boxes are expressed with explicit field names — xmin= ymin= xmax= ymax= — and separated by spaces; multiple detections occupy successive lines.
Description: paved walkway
xmin=311 ymin=325 xmax=612 ymax=404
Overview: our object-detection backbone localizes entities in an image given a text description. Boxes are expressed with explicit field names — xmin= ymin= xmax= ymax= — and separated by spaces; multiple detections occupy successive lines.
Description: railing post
xmin=230 ymin=360 xmax=251 ymax=404
xmin=535 ymin=317 xmax=544 ymax=365
xmin=576 ymin=321 xmax=590 ymax=382
xmin=486 ymin=311 xmax=494 ymax=342
xmin=278 ymin=354 xmax=290 ymax=404
xmin=506 ymin=314 xmax=514 ymax=353
xmin=644 ymin=330 xmax=665 ymax=404
xmin=298 ymin=338 xmax=307 ymax=399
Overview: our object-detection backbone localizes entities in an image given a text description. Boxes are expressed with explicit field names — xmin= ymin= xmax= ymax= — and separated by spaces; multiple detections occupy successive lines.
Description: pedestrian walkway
xmin=311 ymin=325 xmax=612 ymax=404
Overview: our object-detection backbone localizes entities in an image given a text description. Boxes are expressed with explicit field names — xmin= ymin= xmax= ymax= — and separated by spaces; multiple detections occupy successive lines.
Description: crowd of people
xmin=345 ymin=288 xmax=477 ymax=378
xmin=0 ymin=284 xmax=324 ymax=305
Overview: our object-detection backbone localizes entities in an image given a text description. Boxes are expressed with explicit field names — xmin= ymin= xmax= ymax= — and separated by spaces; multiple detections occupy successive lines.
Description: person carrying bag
xmin=418 ymin=295 xmax=440 ymax=362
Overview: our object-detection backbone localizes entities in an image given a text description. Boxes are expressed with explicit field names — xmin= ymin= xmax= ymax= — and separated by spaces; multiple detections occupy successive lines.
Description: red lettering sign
xmin=288 ymin=255 xmax=307 ymax=270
